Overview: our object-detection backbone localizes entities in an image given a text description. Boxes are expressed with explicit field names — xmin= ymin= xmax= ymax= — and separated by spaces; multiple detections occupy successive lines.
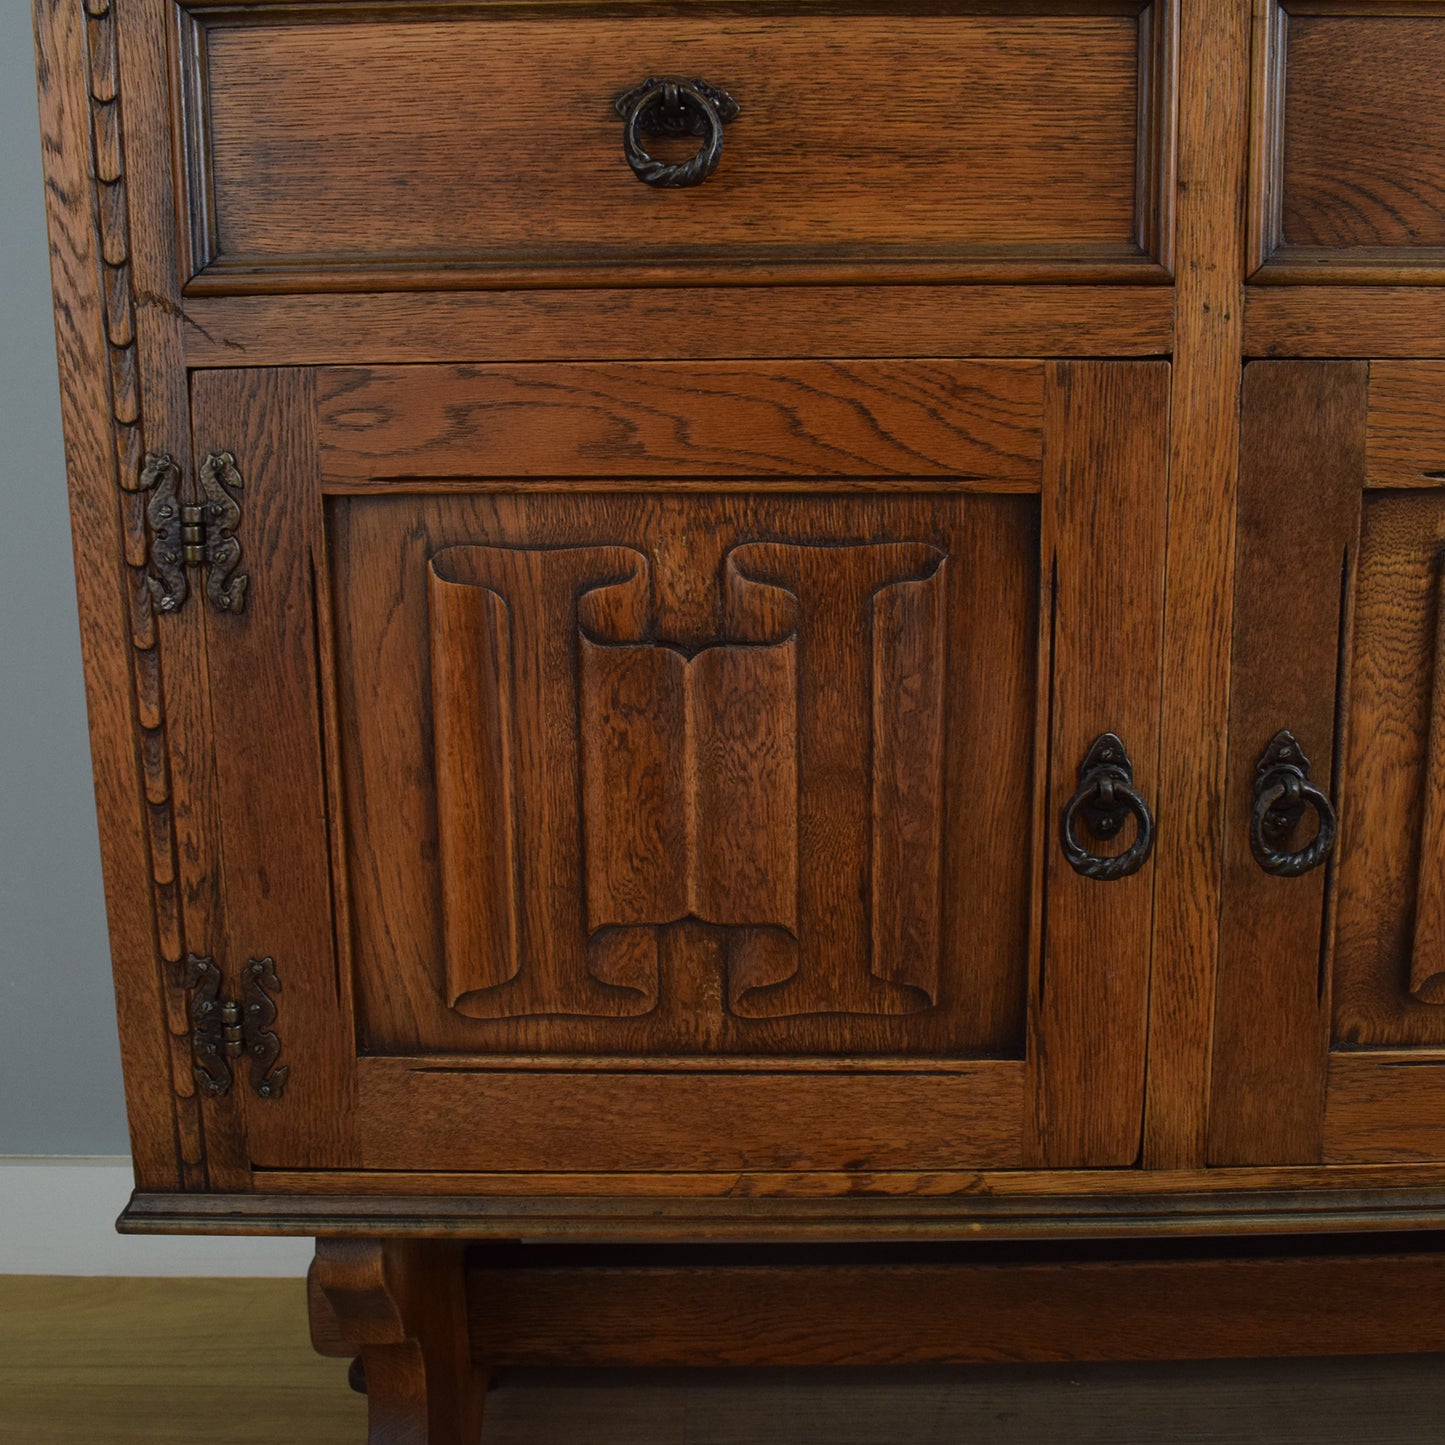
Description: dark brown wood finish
xmin=175 ymin=0 xmax=1175 ymax=291
xmin=1141 ymin=0 xmax=1250 ymax=1170
xmin=1247 ymin=287 xmax=1445 ymax=355
xmin=1331 ymin=488 xmax=1445 ymax=1048
xmin=461 ymin=1246 xmax=1445 ymax=1365
xmin=179 ymin=286 xmax=1175 ymax=368
xmin=1029 ymin=361 xmax=1169 ymax=1167
xmin=315 ymin=360 xmax=1045 ymax=486
xmin=36 ymin=0 xmax=1445 ymax=1431
xmin=312 ymin=1241 xmax=486 ymax=1445
xmin=187 ymin=368 xmax=358 ymax=1169
xmin=1250 ymin=1 xmax=1445 ymax=283
xmin=1209 ymin=362 xmax=1366 ymax=1166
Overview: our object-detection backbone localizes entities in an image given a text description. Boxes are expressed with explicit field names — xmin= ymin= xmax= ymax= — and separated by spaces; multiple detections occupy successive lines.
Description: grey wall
xmin=1 ymin=1 xmax=129 ymax=1155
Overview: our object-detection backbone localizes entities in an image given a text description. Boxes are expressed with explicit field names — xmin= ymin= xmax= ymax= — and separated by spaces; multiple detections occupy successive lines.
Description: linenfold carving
xmin=429 ymin=541 xmax=947 ymax=1022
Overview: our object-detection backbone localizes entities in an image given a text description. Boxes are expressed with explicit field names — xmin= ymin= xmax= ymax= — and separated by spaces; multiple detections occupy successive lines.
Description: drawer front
xmin=176 ymin=1 xmax=1175 ymax=293
xmin=1251 ymin=2 xmax=1445 ymax=282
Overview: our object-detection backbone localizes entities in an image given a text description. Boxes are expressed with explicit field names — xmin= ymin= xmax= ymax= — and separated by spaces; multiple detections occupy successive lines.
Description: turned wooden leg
xmin=309 ymin=1239 xmax=486 ymax=1445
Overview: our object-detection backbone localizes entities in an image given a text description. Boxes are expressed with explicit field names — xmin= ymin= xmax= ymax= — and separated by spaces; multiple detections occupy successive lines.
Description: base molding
xmin=123 ymin=1185 xmax=1445 ymax=1241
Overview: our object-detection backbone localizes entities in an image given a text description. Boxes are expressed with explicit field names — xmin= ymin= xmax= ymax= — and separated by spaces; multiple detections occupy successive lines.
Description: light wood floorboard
xmin=4 ymin=1276 xmax=1445 ymax=1443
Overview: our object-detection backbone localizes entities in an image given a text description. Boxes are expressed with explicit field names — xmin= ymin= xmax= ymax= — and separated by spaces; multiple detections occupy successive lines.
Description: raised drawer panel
xmin=176 ymin=1 xmax=1175 ymax=293
xmin=1252 ymin=2 xmax=1445 ymax=282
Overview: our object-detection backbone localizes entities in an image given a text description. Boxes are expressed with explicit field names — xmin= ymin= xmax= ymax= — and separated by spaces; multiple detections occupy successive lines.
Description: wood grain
xmin=182 ymin=6 xmax=1164 ymax=289
xmin=1412 ymin=563 xmax=1445 ymax=1002
xmin=179 ymin=286 xmax=1175 ymax=368
xmin=1029 ymin=361 xmax=1169 ymax=1167
xmin=355 ymin=1057 xmax=1026 ymax=1173
xmin=1333 ymin=491 xmax=1445 ymax=1047
xmin=189 ymin=368 xmax=358 ymax=1171
xmin=315 ymin=361 xmax=1045 ymax=486
xmin=1367 ymin=362 xmax=1445 ymax=488
xmin=1277 ymin=12 xmax=1445 ymax=260
xmin=466 ymin=1247 xmax=1445 ymax=1366
xmin=32 ymin=0 xmax=190 ymax=1188
xmin=313 ymin=1240 xmax=485 ymax=1445
xmin=1208 ymin=362 xmax=1366 ymax=1167
xmin=1141 ymin=0 xmax=1250 ymax=1171
xmin=121 ymin=1183 xmax=1445 ymax=1240
xmin=335 ymin=491 xmax=1037 ymax=1062
xmin=1326 ymin=1053 xmax=1445 ymax=1163
xmin=255 ymin=1160 xmax=1445 ymax=1198
xmin=1247 ymin=287 xmax=1445 ymax=356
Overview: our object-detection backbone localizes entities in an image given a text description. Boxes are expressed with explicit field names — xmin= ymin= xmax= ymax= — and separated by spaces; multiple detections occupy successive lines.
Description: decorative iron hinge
xmin=139 ymin=452 xmax=249 ymax=615
xmin=183 ymin=954 xmax=289 ymax=1099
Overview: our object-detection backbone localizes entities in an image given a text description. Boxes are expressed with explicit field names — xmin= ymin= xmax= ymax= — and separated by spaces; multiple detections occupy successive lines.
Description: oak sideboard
xmin=31 ymin=1 xmax=1445 ymax=1438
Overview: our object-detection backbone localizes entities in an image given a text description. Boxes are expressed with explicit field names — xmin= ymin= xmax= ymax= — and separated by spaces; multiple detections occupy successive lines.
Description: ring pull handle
xmin=615 ymin=76 xmax=740 ymax=189
xmin=1060 ymin=733 xmax=1156 ymax=882
xmin=1250 ymin=729 xmax=1338 ymax=877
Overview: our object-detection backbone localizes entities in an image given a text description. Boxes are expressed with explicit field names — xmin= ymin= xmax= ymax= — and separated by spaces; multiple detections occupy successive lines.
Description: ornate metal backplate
xmin=139 ymin=452 xmax=189 ymax=614
xmin=241 ymin=956 xmax=289 ymax=1099
xmin=182 ymin=952 xmax=287 ymax=1098
xmin=198 ymin=451 xmax=248 ymax=614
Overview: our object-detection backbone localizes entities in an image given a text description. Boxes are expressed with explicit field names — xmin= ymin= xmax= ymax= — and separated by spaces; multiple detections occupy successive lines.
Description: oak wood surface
xmin=182 ymin=5 xmax=1165 ymax=290
xmin=1246 ymin=287 xmax=1445 ymax=355
xmin=1141 ymin=0 xmax=1250 ymax=1170
xmin=333 ymin=488 xmax=1038 ymax=1065
xmin=315 ymin=361 xmax=1045 ymax=485
xmin=354 ymin=1058 xmax=1025 ymax=1172
xmin=188 ymin=368 xmax=359 ymax=1170
xmin=1366 ymin=362 xmax=1445 ymax=488
xmin=1333 ymin=489 xmax=1445 ymax=1049
xmin=1325 ymin=1054 xmax=1445 ymax=1163
xmin=1278 ymin=13 xmax=1445 ymax=257
xmin=1029 ymin=361 xmax=1169 ymax=1167
xmin=1208 ymin=362 xmax=1366 ymax=1167
xmin=257 ymin=1162 xmax=1445 ymax=1197
xmin=179 ymin=286 xmax=1175 ymax=369
xmin=313 ymin=1241 xmax=486 ymax=1445
xmin=32 ymin=0 xmax=190 ymax=1190
xmin=464 ymin=1246 xmax=1445 ymax=1366
xmin=120 ymin=1185 xmax=1445 ymax=1239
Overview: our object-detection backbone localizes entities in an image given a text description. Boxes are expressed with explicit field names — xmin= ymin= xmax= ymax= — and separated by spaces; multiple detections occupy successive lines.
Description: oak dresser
xmin=30 ymin=1 xmax=1445 ymax=1438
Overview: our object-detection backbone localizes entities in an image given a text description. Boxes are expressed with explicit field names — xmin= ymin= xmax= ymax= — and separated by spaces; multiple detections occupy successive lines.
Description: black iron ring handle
xmin=615 ymin=77 xmax=740 ymax=189
xmin=1060 ymin=733 xmax=1156 ymax=882
xmin=1248 ymin=728 xmax=1335 ymax=872
xmin=1250 ymin=730 xmax=1337 ymax=877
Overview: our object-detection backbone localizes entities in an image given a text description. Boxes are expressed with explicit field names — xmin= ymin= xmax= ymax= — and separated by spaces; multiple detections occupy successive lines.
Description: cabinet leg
xmin=309 ymin=1239 xmax=486 ymax=1445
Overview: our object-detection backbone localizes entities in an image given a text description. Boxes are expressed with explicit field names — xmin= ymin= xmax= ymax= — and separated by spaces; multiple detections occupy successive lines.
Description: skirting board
xmin=0 ymin=1159 xmax=310 ymax=1276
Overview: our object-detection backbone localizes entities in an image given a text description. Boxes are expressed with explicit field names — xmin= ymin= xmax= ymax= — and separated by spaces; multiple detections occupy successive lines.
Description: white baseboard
xmin=0 ymin=1158 xmax=312 ymax=1276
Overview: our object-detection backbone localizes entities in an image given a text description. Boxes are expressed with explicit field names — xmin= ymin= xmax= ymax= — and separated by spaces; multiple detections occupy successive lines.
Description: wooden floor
xmin=4 ymin=1275 xmax=1445 ymax=1443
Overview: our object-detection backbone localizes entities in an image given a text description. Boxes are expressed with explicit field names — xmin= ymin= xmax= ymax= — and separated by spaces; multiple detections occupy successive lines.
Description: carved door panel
xmin=1213 ymin=361 xmax=1445 ymax=1165
xmin=178 ymin=359 xmax=1168 ymax=1181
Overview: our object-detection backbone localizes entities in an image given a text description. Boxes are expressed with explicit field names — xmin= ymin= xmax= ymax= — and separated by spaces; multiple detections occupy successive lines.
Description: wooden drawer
xmin=1251 ymin=1 xmax=1445 ymax=283
xmin=175 ymin=1 xmax=1176 ymax=294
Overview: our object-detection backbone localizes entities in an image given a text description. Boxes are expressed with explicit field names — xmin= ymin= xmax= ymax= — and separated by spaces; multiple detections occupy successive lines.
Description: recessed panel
xmin=330 ymin=491 xmax=1040 ymax=1059
xmin=177 ymin=1 xmax=1174 ymax=290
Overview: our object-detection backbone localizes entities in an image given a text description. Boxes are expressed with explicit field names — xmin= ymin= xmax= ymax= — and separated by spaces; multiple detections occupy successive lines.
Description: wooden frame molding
xmin=170 ymin=0 xmax=1178 ymax=294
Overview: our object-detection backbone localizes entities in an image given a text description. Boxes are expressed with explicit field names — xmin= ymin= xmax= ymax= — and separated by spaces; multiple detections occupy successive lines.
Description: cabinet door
xmin=1213 ymin=361 xmax=1445 ymax=1165
xmin=174 ymin=360 xmax=1167 ymax=1184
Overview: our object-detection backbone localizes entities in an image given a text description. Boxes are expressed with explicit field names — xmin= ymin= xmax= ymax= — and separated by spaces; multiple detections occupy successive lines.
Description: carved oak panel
xmin=332 ymin=493 xmax=1039 ymax=1059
